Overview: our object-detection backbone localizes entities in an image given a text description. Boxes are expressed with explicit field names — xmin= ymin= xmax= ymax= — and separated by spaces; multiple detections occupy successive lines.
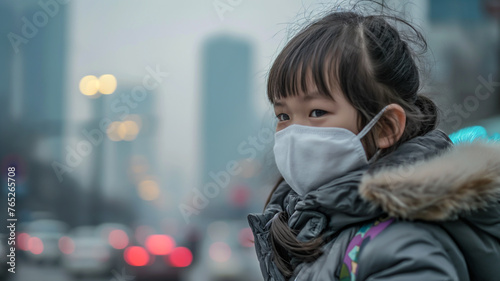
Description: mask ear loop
xmin=356 ymin=105 xmax=390 ymax=140
xmin=357 ymin=105 xmax=390 ymax=164
xmin=368 ymin=148 xmax=382 ymax=164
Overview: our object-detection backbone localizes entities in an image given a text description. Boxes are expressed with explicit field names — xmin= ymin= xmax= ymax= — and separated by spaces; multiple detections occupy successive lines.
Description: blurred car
xmin=124 ymin=221 xmax=201 ymax=281
xmin=22 ymin=219 xmax=69 ymax=265
xmin=186 ymin=219 xmax=261 ymax=281
xmin=61 ymin=225 xmax=114 ymax=279
xmin=95 ymin=222 xmax=131 ymax=270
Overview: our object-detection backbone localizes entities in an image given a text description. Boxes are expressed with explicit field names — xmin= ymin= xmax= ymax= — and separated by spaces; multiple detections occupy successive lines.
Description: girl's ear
xmin=377 ymin=103 xmax=406 ymax=149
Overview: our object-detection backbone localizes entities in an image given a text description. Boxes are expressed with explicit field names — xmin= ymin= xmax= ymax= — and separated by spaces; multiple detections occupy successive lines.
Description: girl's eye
xmin=310 ymin=109 xmax=327 ymax=117
xmin=276 ymin=113 xmax=290 ymax=122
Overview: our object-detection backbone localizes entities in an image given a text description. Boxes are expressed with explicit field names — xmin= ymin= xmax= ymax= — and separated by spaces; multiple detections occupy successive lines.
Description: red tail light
xmin=124 ymin=246 xmax=149 ymax=266
xmin=168 ymin=247 xmax=193 ymax=267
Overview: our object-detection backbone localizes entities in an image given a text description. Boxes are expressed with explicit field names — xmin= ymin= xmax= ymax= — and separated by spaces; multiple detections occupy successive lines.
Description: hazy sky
xmin=64 ymin=0 xmax=330 ymax=194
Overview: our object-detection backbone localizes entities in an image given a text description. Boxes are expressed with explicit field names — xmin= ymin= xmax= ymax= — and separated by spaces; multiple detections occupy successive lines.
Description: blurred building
xmin=0 ymin=0 xmax=83 ymax=226
xmin=196 ymin=34 xmax=261 ymax=221
xmin=426 ymin=0 xmax=500 ymax=132
xmin=0 ymin=2 xmax=14 ymax=120
xmin=96 ymin=84 xmax=161 ymax=225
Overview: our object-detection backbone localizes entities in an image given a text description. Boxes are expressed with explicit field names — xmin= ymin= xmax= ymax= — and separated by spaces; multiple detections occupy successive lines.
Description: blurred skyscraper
xmin=198 ymin=34 xmax=260 ymax=220
xmin=0 ymin=0 xmax=82 ymax=225
xmin=426 ymin=0 xmax=500 ymax=132
xmin=1 ymin=0 xmax=68 ymax=152
xmin=0 ymin=3 xmax=14 ymax=122
xmin=99 ymin=84 xmax=160 ymax=225
xmin=429 ymin=0 xmax=484 ymax=22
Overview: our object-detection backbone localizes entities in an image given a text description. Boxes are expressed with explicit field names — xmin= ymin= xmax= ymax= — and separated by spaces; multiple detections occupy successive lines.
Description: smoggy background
xmin=1 ymin=0 xmax=499 ymax=280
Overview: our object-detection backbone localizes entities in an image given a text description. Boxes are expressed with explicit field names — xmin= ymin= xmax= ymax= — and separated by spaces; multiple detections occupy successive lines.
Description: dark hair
xmin=264 ymin=5 xmax=438 ymax=279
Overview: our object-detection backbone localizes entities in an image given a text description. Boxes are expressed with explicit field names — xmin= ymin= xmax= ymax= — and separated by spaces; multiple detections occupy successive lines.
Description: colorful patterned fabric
xmin=339 ymin=217 xmax=394 ymax=281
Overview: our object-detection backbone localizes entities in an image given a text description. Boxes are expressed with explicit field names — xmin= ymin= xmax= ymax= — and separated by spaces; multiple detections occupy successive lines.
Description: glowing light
xmin=120 ymin=120 xmax=139 ymax=141
xmin=145 ymin=235 xmax=175 ymax=255
xmin=79 ymin=75 xmax=100 ymax=96
xmin=209 ymin=242 xmax=231 ymax=263
xmin=449 ymin=125 xmax=500 ymax=144
xmin=207 ymin=221 xmax=229 ymax=241
xmin=108 ymin=229 xmax=129 ymax=250
xmin=17 ymin=233 xmax=30 ymax=251
xmin=98 ymin=74 xmax=117 ymax=94
xmin=229 ymin=185 xmax=250 ymax=207
xmin=116 ymin=123 xmax=128 ymax=139
xmin=58 ymin=236 xmax=75 ymax=254
xmin=106 ymin=121 xmax=122 ymax=141
xmin=106 ymin=119 xmax=140 ymax=141
xmin=124 ymin=246 xmax=149 ymax=266
xmin=238 ymin=228 xmax=254 ymax=247
xmin=168 ymin=247 xmax=193 ymax=267
xmin=138 ymin=179 xmax=160 ymax=201
xmin=28 ymin=237 xmax=44 ymax=255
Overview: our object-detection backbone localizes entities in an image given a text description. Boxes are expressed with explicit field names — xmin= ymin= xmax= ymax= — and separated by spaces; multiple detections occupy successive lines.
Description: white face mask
xmin=273 ymin=105 xmax=389 ymax=196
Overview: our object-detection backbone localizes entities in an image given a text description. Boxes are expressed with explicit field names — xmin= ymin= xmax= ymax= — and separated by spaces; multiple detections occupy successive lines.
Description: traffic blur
xmin=6 ymin=215 xmax=261 ymax=281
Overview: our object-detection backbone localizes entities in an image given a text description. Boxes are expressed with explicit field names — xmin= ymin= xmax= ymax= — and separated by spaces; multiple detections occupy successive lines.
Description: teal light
xmin=448 ymin=126 xmax=500 ymax=144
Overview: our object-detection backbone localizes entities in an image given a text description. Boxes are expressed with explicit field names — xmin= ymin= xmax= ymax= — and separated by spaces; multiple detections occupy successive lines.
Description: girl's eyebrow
xmin=274 ymin=101 xmax=285 ymax=107
xmin=306 ymin=91 xmax=336 ymax=102
xmin=274 ymin=92 xmax=334 ymax=107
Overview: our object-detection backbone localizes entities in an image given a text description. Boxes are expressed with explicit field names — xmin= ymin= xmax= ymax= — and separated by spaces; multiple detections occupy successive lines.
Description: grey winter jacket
xmin=247 ymin=129 xmax=500 ymax=281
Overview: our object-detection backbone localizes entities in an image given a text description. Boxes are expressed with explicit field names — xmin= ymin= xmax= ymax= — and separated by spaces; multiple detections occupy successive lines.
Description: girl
xmin=247 ymin=7 xmax=500 ymax=281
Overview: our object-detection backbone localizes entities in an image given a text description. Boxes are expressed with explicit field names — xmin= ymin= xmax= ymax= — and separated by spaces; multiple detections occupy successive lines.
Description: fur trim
xmin=359 ymin=141 xmax=500 ymax=221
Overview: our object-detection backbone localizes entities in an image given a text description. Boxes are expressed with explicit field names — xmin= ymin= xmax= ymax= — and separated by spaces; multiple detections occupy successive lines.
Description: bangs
xmin=267 ymin=26 xmax=345 ymax=104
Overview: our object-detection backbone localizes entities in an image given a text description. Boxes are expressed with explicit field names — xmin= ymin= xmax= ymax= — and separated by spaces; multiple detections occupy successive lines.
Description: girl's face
xmin=273 ymin=83 xmax=359 ymax=134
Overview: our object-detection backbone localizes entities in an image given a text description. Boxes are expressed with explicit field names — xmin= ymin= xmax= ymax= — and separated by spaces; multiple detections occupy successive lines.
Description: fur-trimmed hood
xmin=360 ymin=135 xmax=500 ymax=223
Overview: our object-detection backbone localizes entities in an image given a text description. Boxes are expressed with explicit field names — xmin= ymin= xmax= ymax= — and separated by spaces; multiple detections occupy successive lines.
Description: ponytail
xmin=264 ymin=177 xmax=324 ymax=279
xmin=413 ymin=94 xmax=438 ymax=136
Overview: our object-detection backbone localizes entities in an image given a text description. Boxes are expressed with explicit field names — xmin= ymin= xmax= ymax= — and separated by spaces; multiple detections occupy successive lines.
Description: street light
xmin=78 ymin=74 xmax=117 ymax=225
xmin=79 ymin=74 xmax=117 ymax=96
